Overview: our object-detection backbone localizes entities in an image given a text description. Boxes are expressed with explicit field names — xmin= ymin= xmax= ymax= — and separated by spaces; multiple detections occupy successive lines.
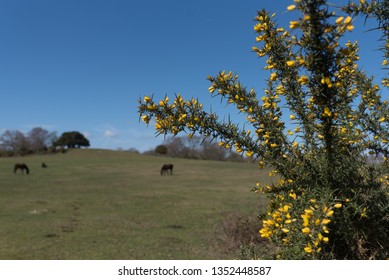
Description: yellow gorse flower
xmin=286 ymin=60 xmax=296 ymax=67
xmin=246 ymin=151 xmax=254 ymax=157
xmin=287 ymin=5 xmax=296 ymax=11
xmin=297 ymin=75 xmax=309 ymax=85
xmin=344 ymin=16 xmax=352 ymax=25
xmin=141 ymin=115 xmax=150 ymax=124
xmin=322 ymin=107 xmax=332 ymax=117
xmin=178 ymin=114 xmax=187 ymax=122
xmin=302 ymin=227 xmax=311 ymax=234
xmin=304 ymin=209 xmax=313 ymax=216
xmin=289 ymin=21 xmax=299 ymax=29
xmin=336 ymin=16 xmax=344 ymax=24
xmin=326 ymin=209 xmax=334 ymax=217
xmin=270 ymin=72 xmax=277 ymax=81
xmin=208 ymin=85 xmax=215 ymax=93
xmin=324 ymin=27 xmax=333 ymax=33
xmin=361 ymin=207 xmax=367 ymax=218
xmin=321 ymin=77 xmax=332 ymax=87
xmin=304 ymin=244 xmax=313 ymax=253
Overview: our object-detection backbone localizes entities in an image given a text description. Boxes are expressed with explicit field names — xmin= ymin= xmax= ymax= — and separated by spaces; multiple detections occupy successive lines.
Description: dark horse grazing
xmin=160 ymin=164 xmax=173 ymax=175
xmin=14 ymin=163 xmax=30 ymax=174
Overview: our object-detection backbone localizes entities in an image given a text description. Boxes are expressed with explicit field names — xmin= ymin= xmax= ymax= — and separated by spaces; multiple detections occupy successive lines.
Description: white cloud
xmin=86 ymin=124 xmax=165 ymax=151
xmin=104 ymin=130 xmax=117 ymax=138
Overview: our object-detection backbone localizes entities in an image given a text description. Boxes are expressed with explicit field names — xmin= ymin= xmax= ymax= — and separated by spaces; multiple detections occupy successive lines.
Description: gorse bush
xmin=138 ymin=0 xmax=389 ymax=259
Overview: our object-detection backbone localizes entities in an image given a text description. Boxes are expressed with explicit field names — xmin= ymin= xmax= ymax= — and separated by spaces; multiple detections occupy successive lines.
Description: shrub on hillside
xmin=155 ymin=144 xmax=168 ymax=155
xmin=139 ymin=0 xmax=389 ymax=259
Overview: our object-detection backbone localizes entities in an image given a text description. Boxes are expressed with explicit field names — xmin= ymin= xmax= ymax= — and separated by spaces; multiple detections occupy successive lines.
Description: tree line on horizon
xmin=143 ymin=135 xmax=247 ymax=162
xmin=0 ymin=127 xmax=90 ymax=157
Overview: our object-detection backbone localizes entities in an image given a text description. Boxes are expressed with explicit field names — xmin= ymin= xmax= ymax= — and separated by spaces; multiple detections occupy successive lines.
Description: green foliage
xmin=155 ymin=144 xmax=168 ymax=155
xmin=55 ymin=131 xmax=90 ymax=149
xmin=138 ymin=0 xmax=389 ymax=259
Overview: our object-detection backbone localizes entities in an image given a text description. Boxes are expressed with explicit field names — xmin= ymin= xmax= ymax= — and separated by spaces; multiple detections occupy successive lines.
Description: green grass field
xmin=0 ymin=149 xmax=271 ymax=259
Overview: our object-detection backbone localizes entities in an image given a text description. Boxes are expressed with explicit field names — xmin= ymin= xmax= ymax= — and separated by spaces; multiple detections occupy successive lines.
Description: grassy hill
xmin=0 ymin=149 xmax=271 ymax=259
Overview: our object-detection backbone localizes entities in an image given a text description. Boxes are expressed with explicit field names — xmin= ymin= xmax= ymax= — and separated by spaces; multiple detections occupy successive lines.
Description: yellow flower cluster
xmin=208 ymin=71 xmax=253 ymax=111
xmin=321 ymin=77 xmax=332 ymax=88
xmin=259 ymin=198 xmax=296 ymax=241
xmin=259 ymin=190 xmax=345 ymax=256
xmin=335 ymin=16 xmax=354 ymax=32
xmin=300 ymin=200 xmax=344 ymax=254
xmin=332 ymin=41 xmax=360 ymax=92
xmin=261 ymin=95 xmax=278 ymax=110
xmin=289 ymin=21 xmax=299 ymax=29
xmin=155 ymin=115 xmax=177 ymax=134
xmin=379 ymin=175 xmax=389 ymax=195
xmin=361 ymin=84 xmax=382 ymax=109
xmin=322 ymin=107 xmax=332 ymax=118
xmin=252 ymin=10 xmax=285 ymax=61
xmin=297 ymin=75 xmax=309 ymax=85
xmin=139 ymin=93 xmax=205 ymax=136
xmin=382 ymin=78 xmax=389 ymax=88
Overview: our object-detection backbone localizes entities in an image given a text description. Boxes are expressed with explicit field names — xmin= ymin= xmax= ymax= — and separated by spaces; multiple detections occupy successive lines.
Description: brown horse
xmin=14 ymin=163 xmax=30 ymax=174
xmin=160 ymin=164 xmax=173 ymax=175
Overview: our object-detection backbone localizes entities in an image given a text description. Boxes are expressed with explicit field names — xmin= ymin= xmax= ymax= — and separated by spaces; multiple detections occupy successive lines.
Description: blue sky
xmin=0 ymin=0 xmax=387 ymax=152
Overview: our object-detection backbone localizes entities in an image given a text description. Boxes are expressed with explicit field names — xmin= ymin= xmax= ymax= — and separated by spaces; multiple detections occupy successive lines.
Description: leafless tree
xmin=162 ymin=135 xmax=229 ymax=160
xmin=0 ymin=130 xmax=29 ymax=155
xmin=27 ymin=127 xmax=56 ymax=152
